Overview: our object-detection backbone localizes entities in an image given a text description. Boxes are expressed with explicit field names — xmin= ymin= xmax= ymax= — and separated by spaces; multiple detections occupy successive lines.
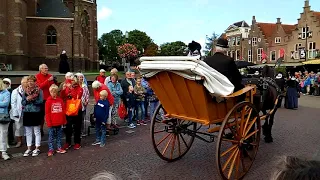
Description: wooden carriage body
xmin=147 ymin=71 xmax=256 ymax=126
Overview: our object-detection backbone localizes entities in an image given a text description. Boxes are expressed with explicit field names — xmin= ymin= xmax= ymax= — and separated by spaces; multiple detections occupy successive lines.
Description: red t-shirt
xmin=45 ymin=96 xmax=67 ymax=127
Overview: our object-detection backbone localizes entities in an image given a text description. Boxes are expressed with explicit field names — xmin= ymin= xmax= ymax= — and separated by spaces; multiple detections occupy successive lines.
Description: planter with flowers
xmin=117 ymin=43 xmax=139 ymax=65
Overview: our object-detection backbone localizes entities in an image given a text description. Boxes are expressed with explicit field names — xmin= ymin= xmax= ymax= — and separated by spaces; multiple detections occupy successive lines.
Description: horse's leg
xmin=265 ymin=107 xmax=278 ymax=143
xmin=261 ymin=110 xmax=268 ymax=137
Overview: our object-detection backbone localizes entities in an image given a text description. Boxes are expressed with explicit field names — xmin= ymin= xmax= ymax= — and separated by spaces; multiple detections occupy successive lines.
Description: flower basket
xmin=117 ymin=43 xmax=138 ymax=60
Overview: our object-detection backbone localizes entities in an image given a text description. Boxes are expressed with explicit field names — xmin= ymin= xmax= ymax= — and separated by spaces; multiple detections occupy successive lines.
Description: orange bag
xmin=66 ymin=98 xmax=81 ymax=116
xmin=118 ymin=101 xmax=127 ymax=120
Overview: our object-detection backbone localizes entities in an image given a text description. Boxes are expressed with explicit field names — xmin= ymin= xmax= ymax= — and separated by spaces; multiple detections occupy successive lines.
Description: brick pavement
xmin=0 ymin=96 xmax=320 ymax=180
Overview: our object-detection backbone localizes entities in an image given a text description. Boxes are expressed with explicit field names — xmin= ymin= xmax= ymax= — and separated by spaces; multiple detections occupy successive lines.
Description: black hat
xmin=188 ymin=41 xmax=201 ymax=52
xmin=216 ymin=38 xmax=229 ymax=48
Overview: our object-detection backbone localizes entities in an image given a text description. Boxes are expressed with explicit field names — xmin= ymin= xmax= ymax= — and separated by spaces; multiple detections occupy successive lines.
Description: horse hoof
xmin=264 ymin=136 xmax=273 ymax=143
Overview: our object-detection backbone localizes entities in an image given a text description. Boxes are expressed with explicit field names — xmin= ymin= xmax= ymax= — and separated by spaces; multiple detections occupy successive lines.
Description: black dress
xmin=285 ymin=80 xmax=298 ymax=109
xmin=59 ymin=54 xmax=70 ymax=74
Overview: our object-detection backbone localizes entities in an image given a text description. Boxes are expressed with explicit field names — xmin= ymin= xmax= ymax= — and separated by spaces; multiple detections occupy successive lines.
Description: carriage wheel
xmin=151 ymin=104 xmax=197 ymax=162
xmin=216 ymin=102 xmax=261 ymax=180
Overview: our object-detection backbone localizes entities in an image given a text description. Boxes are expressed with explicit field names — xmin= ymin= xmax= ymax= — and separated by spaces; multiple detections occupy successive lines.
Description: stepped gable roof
xmin=37 ymin=0 xmax=72 ymax=18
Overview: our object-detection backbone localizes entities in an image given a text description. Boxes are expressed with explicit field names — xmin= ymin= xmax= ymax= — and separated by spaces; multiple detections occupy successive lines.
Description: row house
xmin=286 ymin=0 xmax=320 ymax=61
xmin=224 ymin=21 xmax=251 ymax=60
xmin=244 ymin=16 xmax=295 ymax=64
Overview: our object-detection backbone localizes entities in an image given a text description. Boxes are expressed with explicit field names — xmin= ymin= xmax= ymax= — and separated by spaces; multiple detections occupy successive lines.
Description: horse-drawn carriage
xmin=139 ymin=56 xmax=279 ymax=180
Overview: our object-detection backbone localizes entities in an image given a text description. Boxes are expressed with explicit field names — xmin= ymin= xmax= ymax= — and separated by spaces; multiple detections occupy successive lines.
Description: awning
xmin=302 ymin=59 xmax=320 ymax=64
xmin=248 ymin=62 xmax=303 ymax=68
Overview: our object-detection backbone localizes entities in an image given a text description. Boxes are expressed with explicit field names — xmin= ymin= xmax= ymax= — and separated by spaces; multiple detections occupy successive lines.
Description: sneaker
xmin=47 ymin=150 xmax=54 ymax=157
xmin=74 ymin=144 xmax=81 ymax=150
xmin=56 ymin=148 xmax=66 ymax=154
xmin=137 ymin=120 xmax=141 ymax=126
xmin=128 ymin=123 xmax=136 ymax=129
xmin=100 ymin=143 xmax=105 ymax=147
xmin=81 ymin=133 xmax=87 ymax=137
xmin=23 ymin=149 xmax=32 ymax=157
xmin=141 ymin=121 xmax=147 ymax=126
xmin=32 ymin=149 xmax=40 ymax=157
xmin=92 ymin=141 xmax=101 ymax=146
xmin=62 ymin=143 xmax=71 ymax=150
xmin=2 ymin=152 xmax=10 ymax=160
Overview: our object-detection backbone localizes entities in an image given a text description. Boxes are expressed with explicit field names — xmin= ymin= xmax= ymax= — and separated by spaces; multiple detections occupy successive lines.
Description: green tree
xmin=144 ymin=43 xmax=159 ymax=56
xmin=98 ymin=29 xmax=125 ymax=64
xmin=159 ymin=41 xmax=187 ymax=56
xmin=204 ymin=32 xmax=219 ymax=56
xmin=127 ymin=30 xmax=152 ymax=53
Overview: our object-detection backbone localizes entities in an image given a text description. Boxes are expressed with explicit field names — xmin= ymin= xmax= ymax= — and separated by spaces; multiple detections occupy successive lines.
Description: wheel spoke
xmin=162 ymin=135 xmax=174 ymax=155
xmin=244 ymin=129 xmax=259 ymax=140
xmin=222 ymin=148 xmax=239 ymax=171
xmin=243 ymin=117 xmax=257 ymax=137
xmin=243 ymin=148 xmax=253 ymax=161
xmin=170 ymin=135 xmax=176 ymax=159
xmin=235 ymin=152 xmax=240 ymax=179
xmin=177 ymin=134 xmax=181 ymax=156
xmin=154 ymin=129 xmax=166 ymax=134
xmin=222 ymin=138 xmax=239 ymax=144
xmin=156 ymin=133 xmax=171 ymax=146
xmin=242 ymin=108 xmax=252 ymax=137
xmin=239 ymin=106 xmax=247 ymax=136
xmin=221 ymin=144 xmax=237 ymax=157
xmin=227 ymin=149 xmax=240 ymax=179
xmin=179 ymin=134 xmax=189 ymax=148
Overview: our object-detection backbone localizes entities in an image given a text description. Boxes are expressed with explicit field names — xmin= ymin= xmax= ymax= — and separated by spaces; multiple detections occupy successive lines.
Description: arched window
xmin=46 ymin=26 xmax=57 ymax=44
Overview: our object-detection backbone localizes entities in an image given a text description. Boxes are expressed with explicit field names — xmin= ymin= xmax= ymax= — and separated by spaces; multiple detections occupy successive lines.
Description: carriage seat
xmin=139 ymin=56 xmax=236 ymax=97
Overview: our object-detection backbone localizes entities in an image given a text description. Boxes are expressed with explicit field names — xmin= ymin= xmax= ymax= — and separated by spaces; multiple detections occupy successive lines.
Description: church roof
xmin=37 ymin=0 xmax=72 ymax=18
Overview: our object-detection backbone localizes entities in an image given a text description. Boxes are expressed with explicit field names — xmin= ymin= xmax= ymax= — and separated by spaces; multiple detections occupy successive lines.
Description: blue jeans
xmin=48 ymin=126 xmax=63 ymax=151
xmin=136 ymin=101 xmax=145 ymax=120
xmin=128 ymin=108 xmax=134 ymax=125
xmin=95 ymin=122 xmax=106 ymax=144
xmin=149 ymin=101 xmax=159 ymax=118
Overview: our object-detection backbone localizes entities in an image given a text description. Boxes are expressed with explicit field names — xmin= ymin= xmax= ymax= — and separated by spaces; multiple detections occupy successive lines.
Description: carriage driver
xmin=204 ymin=38 xmax=244 ymax=93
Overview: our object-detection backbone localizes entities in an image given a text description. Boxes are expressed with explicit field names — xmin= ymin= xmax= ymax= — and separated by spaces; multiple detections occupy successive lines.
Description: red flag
xmin=261 ymin=50 xmax=267 ymax=60
xmin=280 ymin=48 xmax=285 ymax=58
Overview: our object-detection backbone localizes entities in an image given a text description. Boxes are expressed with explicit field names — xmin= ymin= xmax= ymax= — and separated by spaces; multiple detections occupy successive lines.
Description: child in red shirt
xmin=45 ymin=84 xmax=67 ymax=156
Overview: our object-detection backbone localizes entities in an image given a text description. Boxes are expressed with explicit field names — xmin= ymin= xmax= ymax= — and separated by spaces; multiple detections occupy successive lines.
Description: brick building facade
xmin=0 ymin=0 xmax=98 ymax=71
xmin=220 ymin=0 xmax=320 ymax=65
xmin=245 ymin=16 xmax=295 ymax=64
xmin=286 ymin=0 xmax=320 ymax=62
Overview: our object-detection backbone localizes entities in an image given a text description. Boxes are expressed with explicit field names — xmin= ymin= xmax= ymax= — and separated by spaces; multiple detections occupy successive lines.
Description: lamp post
xmin=305 ymin=23 xmax=308 ymax=62
xmin=124 ymin=31 xmax=129 ymax=71
xmin=71 ymin=20 xmax=74 ymax=72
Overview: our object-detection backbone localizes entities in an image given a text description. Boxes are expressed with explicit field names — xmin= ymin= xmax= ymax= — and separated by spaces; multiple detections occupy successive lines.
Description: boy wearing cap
xmin=96 ymin=69 xmax=106 ymax=84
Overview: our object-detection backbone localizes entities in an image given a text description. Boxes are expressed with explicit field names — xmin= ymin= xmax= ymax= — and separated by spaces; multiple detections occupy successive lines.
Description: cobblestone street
xmin=0 ymin=96 xmax=320 ymax=180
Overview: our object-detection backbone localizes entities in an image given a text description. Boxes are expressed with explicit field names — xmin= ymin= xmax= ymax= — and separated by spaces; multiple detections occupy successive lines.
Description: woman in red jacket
xmin=60 ymin=75 xmax=83 ymax=150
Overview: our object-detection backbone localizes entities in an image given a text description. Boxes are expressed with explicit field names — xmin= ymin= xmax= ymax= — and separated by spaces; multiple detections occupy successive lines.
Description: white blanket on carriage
xmin=138 ymin=56 xmax=235 ymax=96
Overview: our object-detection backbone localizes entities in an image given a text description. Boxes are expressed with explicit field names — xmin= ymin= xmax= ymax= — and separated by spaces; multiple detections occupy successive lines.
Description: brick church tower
xmin=0 ymin=0 xmax=98 ymax=71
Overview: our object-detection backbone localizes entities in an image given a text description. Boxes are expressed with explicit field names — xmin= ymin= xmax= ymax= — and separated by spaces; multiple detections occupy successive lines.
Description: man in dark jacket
xmin=204 ymin=38 xmax=244 ymax=93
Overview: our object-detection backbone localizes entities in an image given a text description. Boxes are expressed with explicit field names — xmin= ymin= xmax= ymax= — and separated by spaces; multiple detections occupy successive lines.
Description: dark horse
xmin=243 ymin=65 xmax=281 ymax=143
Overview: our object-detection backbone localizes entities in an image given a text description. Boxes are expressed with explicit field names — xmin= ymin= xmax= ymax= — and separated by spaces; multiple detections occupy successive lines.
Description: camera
xmin=53 ymin=76 xmax=58 ymax=84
